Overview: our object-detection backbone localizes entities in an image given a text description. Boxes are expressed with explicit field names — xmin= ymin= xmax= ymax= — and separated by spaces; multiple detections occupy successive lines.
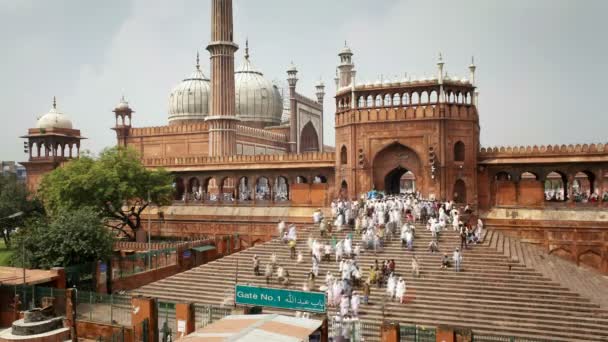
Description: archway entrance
xmin=384 ymin=167 xmax=415 ymax=195
xmin=372 ymin=142 xmax=421 ymax=193
xmin=453 ymin=179 xmax=466 ymax=203
xmin=300 ymin=122 xmax=319 ymax=152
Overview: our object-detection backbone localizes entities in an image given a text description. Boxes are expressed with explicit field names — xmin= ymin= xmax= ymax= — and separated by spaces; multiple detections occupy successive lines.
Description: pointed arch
xmin=300 ymin=121 xmax=319 ymax=153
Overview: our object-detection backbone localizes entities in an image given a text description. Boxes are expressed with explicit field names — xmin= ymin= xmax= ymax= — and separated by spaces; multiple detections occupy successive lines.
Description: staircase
xmin=135 ymin=224 xmax=608 ymax=341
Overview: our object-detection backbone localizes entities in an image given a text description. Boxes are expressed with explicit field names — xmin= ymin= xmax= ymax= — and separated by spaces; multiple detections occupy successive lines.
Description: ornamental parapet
xmin=335 ymin=104 xmax=477 ymax=127
xmin=143 ymin=151 xmax=335 ymax=169
xmin=479 ymin=143 xmax=608 ymax=158
xmin=236 ymin=125 xmax=288 ymax=142
xmin=129 ymin=122 xmax=208 ymax=137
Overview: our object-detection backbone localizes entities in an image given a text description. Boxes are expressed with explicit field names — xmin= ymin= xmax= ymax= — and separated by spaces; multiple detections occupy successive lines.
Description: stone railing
xmin=143 ymin=151 xmax=335 ymax=167
xmin=236 ymin=125 xmax=287 ymax=142
xmin=113 ymin=238 xmax=212 ymax=252
xmin=129 ymin=122 xmax=208 ymax=136
xmin=479 ymin=143 xmax=608 ymax=158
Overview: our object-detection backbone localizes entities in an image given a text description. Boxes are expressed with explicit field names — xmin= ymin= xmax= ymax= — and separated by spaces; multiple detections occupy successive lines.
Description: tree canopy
xmin=39 ymin=147 xmax=173 ymax=240
xmin=12 ymin=207 xmax=113 ymax=268
xmin=0 ymin=173 xmax=43 ymax=247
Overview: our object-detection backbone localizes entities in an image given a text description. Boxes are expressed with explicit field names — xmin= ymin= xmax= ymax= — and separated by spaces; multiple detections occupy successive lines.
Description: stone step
xmin=133 ymin=224 xmax=608 ymax=340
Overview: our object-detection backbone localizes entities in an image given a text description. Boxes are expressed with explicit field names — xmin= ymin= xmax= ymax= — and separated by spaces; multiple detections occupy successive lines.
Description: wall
xmin=482 ymin=208 xmax=608 ymax=274
xmin=76 ymin=321 xmax=134 ymax=342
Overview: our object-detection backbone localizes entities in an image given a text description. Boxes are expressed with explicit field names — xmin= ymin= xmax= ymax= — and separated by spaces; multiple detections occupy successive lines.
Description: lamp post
xmin=148 ymin=191 xmax=152 ymax=267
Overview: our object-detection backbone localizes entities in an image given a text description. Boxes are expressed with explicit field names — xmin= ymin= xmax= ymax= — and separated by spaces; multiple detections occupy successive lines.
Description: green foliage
xmin=11 ymin=207 xmax=113 ymax=269
xmin=0 ymin=173 xmax=43 ymax=248
xmin=39 ymin=146 xmax=173 ymax=240
xmin=0 ymin=240 xmax=13 ymax=266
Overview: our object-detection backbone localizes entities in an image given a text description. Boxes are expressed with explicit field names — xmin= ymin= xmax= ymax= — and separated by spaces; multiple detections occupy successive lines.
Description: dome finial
xmin=245 ymin=38 xmax=250 ymax=60
xmin=52 ymin=96 xmax=56 ymax=109
xmin=196 ymin=51 xmax=200 ymax=70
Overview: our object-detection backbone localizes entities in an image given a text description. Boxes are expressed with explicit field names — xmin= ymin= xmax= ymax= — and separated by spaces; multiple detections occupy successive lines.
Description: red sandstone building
xmin=20 ymin=0 xmax=608 ymax=273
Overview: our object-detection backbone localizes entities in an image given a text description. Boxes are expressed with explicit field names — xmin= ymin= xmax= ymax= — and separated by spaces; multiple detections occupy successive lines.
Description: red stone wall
xmin=495 ymin=181 xmax=517 ymax=206
xmin=75 ymin=321 xmax=134 ymax=342
xmin=485 ymin=218 xmax=608 ymax=274
xmin=518 ymin=180 xmax=544 ymax=206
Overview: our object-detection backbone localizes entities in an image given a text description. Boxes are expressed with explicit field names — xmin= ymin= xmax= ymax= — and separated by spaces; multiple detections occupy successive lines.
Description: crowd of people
xmin=250 ymin=191 xmax=485 ymax=338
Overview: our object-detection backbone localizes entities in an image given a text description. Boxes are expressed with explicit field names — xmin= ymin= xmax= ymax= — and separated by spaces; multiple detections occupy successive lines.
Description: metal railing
xmin=75 ymin=289 xmax=132 ymax=326
xmin=400 ymin=325 xmax=436 ymax=342
xmin=112 ymin=248 xmax=177 ymax=279
xmin=193 ymin=304 xmax=232 ymax=329
xmin=472 ymin=335 xmax=555 ymax=342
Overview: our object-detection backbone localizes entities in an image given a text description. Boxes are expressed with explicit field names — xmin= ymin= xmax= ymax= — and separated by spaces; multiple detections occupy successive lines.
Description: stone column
xmin=567 ymin=173 xmax=575 ymax=207
xmin=436 ymin=326 xmax=455 ymax=342
xmin=175 ymin=303 xmax=195 ymax=339
xmin=131 ymin=296 xmax=157 ymax=342
xmin=51 ymin=267 xmax=66 ymax=289
xmin=380 ymin=321 xmax=400 ymax=342
xmin=598 ymin=168 xmax=604 ymax=206
xmin=65 ymin=288 xmax=78 ymax=342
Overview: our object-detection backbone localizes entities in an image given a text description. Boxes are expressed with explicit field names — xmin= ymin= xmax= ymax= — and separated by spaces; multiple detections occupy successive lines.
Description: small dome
xmin=115 ymin=95 xmax=131 ymax=111
xmin=168 ymin=54 xmax=211 ymax=124
xmin=235 ymin=45 xmax=282 ymax=126
xmin=339 ymin=43 xmax=353 ymax=55
xmin=36 ymin=97 xmax=73 ymax=130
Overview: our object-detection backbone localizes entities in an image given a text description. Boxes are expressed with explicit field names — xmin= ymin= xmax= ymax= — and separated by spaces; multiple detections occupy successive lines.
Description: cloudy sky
xmin=1 ymin=0 xmax=606 ymax=161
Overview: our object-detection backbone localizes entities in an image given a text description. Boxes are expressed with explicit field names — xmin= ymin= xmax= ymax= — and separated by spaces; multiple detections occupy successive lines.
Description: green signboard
xmin=235 ymin=284 xmax=326 ymax=313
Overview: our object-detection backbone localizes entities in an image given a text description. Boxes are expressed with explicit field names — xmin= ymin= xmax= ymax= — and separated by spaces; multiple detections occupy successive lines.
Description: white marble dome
xmin=36 ymin=98 xmax=73 ymax=130
xmin=168 ymin=57 xmax=211 ymax=124
xmin=235 ymin=50 xmax=283 ymax=126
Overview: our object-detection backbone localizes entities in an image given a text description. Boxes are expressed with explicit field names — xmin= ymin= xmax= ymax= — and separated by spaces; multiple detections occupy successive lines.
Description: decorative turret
xmin=21 ymin=97 xmax=85 ymax=192
xmin=469 ymin=56 xmax=478 ymax=106
xmin=113 ymin=95 xmax=133 ymax=147
xmin=468 ymin=56 xmax=476 ymax=85
xmin=337 ymin=41 xmax=355 ymax=89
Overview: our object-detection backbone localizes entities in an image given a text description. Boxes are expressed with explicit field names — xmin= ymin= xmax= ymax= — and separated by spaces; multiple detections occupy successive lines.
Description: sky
xmin=1 ymin=0 xmax=606 ymax=161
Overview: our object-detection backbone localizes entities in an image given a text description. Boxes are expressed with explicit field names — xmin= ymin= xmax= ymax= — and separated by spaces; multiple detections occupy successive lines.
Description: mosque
xmin=20 ymin=0 xmax=608 ymax=273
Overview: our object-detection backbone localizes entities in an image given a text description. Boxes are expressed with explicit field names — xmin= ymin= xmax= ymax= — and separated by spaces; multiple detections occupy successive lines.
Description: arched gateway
xmin=372 ymin=142 xmax=421 ymax=194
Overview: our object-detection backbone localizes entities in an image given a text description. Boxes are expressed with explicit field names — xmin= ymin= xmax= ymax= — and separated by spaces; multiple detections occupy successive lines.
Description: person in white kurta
xmin=351 ymin=292 xmax=361 ymax=317
xmin=297 ymin=251 xmax=303 ymax=264
xmin=340 ymin=295 xmax=350 ymax=317
xmin=287 ymin=225 xmax=297 ymax=241
xmin=277 ymin=220 xmax=286 ymax=237
xmin=452 ymin=214 xmax=460 ymax=231
xmin=386 ymin=273 xmax=397 ymax=299
xmin=333 ymin=281 xmax=342 ymax=307
xmin=344 ymin=236 xmax=353 ymax=256
xmin=335 ymin=240 xmax=344 ymax=262
xmin=396 ymin=278 xmax=407 ymax=304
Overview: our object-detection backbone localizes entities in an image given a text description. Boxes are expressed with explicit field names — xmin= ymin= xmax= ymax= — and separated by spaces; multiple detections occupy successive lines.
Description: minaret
xmin=315 ymin=79 xmax=325 ymax=153
xmin=206 ymin=0 xmax=239 ymax=157
xmin=337 ymin=42 xmax=354 ymax=89
xmin=287 ymin=63 xmax=298 ymax=153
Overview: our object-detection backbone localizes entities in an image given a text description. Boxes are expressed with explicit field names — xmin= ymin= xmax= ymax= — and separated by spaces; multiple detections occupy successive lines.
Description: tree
xmin=0 ymin=173 xmax=43 ymax=247
xmin=12 ymin=207 xmax=113 ymax=268
xmin=39 ymin=147 xmax=173 ymax=240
